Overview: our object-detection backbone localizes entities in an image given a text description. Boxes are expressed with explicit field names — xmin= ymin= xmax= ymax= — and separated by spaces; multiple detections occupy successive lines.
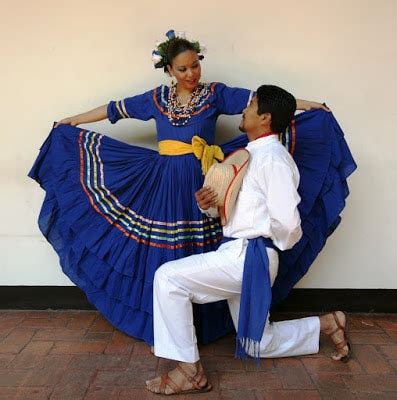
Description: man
xmin=146 ymin=85 xmax=351 ymax=395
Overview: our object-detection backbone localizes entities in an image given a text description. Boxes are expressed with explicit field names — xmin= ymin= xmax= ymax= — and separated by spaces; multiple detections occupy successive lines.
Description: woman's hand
xmin=296 ymin=99 xmax=331 ymax=112
xmin=54 ymin=117 xmax=80 ymax=128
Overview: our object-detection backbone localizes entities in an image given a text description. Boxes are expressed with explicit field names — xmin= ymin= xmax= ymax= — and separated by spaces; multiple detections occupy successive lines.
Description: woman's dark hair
xmin=256 ymin=85 xmax=297 ymax=132
xmin=164 ymin=38 xmax=203 ymax=73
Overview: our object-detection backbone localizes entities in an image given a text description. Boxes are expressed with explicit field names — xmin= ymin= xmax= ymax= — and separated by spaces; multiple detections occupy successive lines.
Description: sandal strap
xmin=329 ymin=312 xmax=347 ymax=338
xmin=335 ymin=339 xmax=348 ymax=348
xmin=335 ymin=340 xmax=349 ymax=354
xmin=160 ymin=374 xmax=166 ymax=392
xmin=160 ymin=372 xmax=182 ymax=394
xmin=330 ymin=312 xmax=350 ymax=356
xmin=333 ymin=312 xmax=343 ymax=329
xmin=176 ymin=364 xmax=203 ymax=389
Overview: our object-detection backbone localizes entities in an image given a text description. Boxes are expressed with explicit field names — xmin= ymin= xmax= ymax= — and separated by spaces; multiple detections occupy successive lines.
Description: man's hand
xmin=296 ymin=99 xmax=331 ymax=112
xmin=195 ymin=186 xmax=218 ymax=210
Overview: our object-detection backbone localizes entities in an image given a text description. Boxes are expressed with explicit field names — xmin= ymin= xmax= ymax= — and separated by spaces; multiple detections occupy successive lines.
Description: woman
xmin=29 ymin=30 xmax=355 ymax=346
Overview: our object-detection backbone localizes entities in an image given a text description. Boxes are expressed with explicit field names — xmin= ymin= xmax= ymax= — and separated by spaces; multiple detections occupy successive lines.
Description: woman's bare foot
xmin=145 ymin=361 xmax=211 ymax=395
xmin=320 ymin=311 xmax=351 ymax=361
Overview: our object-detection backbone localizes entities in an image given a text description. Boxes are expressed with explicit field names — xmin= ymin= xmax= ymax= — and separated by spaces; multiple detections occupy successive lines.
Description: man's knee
xmin=154 ymin=260 xmax=180 ymax=291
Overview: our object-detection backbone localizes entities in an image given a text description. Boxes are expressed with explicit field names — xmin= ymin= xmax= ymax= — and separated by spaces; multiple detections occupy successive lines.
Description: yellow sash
xmin=158 ymin=136 xmax=224 ymax=175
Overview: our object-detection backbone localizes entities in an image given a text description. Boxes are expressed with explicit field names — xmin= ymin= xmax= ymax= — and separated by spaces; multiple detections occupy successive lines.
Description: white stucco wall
xmin=1 ymin=0 xmax=396 ymax=288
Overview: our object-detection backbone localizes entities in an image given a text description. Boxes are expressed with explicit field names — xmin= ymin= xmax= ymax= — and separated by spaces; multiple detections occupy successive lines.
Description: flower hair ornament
xmin=151 ymin=29 xmax=207 ymax=69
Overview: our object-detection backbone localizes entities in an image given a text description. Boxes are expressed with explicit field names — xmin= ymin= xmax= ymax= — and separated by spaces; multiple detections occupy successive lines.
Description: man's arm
xmin=263 ymin=161 xmax=302 ymax=250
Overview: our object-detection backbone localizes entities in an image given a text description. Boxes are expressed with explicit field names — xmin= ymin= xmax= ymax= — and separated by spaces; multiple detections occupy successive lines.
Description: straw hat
xmin=203 ymin=148 xmax=250 ymax=226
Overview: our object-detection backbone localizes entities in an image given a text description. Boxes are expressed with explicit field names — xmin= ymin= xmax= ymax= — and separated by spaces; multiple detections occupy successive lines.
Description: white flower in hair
xmin=176 ymin=31 xmax=186 ymax=39
xmin=199 ymin=43 xmax=207 ymax=54
xmin=155 ymin=40 xmax=162 ymax=48
xmin=151 ymin=52 xmax=162 ymax=64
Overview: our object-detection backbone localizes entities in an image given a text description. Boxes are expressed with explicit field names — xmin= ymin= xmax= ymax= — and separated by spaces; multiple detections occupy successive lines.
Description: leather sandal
xmin=157 ymin=363 xmax=212 ymax=395
xmin=329 ymin=311 xmax=352 ymax=363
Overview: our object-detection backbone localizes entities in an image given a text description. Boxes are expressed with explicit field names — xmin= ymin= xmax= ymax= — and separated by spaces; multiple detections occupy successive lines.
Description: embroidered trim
xmin=115 ymin=101 xmax=127 ymax=119
xmin=290 ymin=119 xmax=296 ymax=156
xmin=120 ymin=100 xmax=131 ymax=118
xmin=153 ymin=83 xmax=217 ymax=118
xmin=247 ymin=90 xmax=254 ymax=106
xmin=78 ymin=130 xmax=223 ymax=248
xmin=280 ymin=120 xmax=296 ymax=156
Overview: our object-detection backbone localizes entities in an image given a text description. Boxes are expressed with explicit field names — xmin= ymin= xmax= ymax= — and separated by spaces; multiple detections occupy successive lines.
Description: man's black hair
xmin=256 ymin=85 xmax=297 ymax=132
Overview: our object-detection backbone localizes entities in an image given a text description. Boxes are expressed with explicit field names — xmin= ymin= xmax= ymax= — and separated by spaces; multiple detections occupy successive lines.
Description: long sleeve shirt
xmin=206 ymin=135 xmax=302 ymax=251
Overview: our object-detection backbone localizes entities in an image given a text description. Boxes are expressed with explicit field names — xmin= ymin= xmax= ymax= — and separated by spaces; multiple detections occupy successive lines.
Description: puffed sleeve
xmin=214 ymin=82 xmax=254 ymax=115
xmin=107 ymin=89 xmax=154 ymax=123
xmin=262 ymin=160 xmax=302 ymax=251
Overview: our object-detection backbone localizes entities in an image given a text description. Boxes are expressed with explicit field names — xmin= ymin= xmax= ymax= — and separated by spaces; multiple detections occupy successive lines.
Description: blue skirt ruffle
xmin=29 ymin=127 xmax=230 ymax=344
xmin=222 ymin=110 xmax=357 ymax=305
xmin=28 ymin=109 xmax=356 ymax=345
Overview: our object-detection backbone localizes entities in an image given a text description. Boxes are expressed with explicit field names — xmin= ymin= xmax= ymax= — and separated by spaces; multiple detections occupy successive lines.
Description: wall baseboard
xmin=1 ymin=287 xmax=396 ymax=313
xmin=272 ymin=289 xmax=397 ymax=313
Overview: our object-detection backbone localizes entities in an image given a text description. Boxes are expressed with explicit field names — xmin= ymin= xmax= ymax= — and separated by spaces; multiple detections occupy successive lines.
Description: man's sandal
xmin=157 ymin=364 xmax=212 ymax=395
xmin=329 ymin=311 xmax=352 ymax=363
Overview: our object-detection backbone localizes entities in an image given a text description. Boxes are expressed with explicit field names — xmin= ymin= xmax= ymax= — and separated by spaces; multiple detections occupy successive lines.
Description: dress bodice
xmin=108 ymin=82 xmax=253 ymax=144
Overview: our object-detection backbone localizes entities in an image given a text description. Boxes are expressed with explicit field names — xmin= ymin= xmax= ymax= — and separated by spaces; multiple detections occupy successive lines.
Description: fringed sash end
xmin=235 ymin=337 xmax=261 ymax=365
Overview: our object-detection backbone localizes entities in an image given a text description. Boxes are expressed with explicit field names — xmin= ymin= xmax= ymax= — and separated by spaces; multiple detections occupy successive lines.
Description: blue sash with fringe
xmin=222 ymin=236 xmax=275 ymax=360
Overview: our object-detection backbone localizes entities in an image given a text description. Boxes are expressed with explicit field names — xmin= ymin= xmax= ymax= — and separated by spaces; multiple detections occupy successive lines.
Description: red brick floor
xmin=0 ymin=311 xmax=396 ymax=399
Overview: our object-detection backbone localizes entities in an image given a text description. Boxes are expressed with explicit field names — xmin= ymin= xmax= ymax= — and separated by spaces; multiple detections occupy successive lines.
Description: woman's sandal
xmin=157 ymin=363 xmax=212 ymax=395
xmin=329 ymin=311 xmax=352 ymax=363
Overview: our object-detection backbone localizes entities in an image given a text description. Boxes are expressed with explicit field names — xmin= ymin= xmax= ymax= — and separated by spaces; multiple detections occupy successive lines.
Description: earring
xmin=170 ymin=76 xmax=176 ymax=87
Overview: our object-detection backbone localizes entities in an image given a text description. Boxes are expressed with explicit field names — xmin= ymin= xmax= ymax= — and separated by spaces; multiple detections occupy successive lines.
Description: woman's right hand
xmin=54 ymin=117 xmax=80 ymax=128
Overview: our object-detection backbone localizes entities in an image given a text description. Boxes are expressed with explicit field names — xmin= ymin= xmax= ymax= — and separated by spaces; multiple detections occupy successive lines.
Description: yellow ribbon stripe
xmin=158 ymin=136 xmax=224 ymax=175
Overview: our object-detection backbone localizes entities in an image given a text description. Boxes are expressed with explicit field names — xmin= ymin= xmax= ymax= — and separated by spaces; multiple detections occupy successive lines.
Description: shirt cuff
xmin=197 ymin=203 xmax=219 ymax=218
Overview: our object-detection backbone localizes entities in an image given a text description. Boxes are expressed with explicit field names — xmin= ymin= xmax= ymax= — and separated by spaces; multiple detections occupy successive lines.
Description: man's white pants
xmin=153 ymin=238 xmax=320 ymax=363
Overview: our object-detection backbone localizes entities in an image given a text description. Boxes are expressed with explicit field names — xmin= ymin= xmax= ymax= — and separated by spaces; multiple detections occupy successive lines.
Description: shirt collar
xmin=246 ymin=134 xmax=280 ymax=150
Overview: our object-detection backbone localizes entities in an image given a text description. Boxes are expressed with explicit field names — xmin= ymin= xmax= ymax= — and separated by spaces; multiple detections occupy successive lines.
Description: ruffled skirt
xmin=28 ymin=109 xmax=356 ymax=345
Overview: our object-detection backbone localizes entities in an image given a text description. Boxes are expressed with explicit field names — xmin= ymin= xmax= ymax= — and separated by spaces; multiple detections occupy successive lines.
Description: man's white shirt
xmin=206 ymin=135 xmax=302 ymax=251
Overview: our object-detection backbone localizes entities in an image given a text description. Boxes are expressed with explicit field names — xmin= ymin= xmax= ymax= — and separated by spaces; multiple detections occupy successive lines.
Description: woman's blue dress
xmin=28 ymin=82 xmax=356 ymax=345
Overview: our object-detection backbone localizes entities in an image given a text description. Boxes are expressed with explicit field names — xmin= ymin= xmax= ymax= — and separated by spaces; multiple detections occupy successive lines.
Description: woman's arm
xmin=296 ymin=99 xmax=331 ymax=112
xmin=54 ymin=105 xmax=108 ymax=128
xmin=214 ymin=84 xmax=330 ymax=115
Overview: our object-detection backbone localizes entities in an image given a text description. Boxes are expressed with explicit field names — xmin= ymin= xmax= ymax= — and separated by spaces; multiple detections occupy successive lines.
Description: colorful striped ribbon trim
xmin=78 ymin=130 xmax=223 ymax=249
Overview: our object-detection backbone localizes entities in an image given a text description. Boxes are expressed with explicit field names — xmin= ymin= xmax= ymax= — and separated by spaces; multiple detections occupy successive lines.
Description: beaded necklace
xmin=167 ymin=82 xmax=210 ymax=126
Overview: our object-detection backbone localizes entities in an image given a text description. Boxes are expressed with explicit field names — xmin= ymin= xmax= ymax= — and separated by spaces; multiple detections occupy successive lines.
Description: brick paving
xmin=0 ymin=311 xmax=396 ymax=399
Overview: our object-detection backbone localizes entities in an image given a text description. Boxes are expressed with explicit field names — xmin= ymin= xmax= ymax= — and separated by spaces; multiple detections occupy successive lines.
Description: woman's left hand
xmin=296 ymin=99 xmax=331 ymax=112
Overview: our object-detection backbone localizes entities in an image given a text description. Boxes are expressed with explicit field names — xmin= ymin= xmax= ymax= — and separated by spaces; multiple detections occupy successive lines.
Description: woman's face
xmin=167 ymin=50 xmax=201 ymax=92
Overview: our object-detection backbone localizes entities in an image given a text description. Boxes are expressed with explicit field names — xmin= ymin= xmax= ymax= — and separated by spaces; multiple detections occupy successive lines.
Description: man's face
xmin=239 ymin=96 xmax=262 ymax=133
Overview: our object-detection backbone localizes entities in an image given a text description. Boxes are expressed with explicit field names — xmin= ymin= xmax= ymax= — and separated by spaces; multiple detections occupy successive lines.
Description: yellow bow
xmin=158 ymin=136 xmax=224 ymax=175
xmin=191 ymin=136 xmax=224 ymax=175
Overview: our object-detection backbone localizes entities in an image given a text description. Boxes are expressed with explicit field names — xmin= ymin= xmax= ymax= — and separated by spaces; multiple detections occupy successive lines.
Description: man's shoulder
xmin=251 ymin=142 xmax=298 ymax=180
xmin=254 ymin=140 xmax=295 ymax=166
